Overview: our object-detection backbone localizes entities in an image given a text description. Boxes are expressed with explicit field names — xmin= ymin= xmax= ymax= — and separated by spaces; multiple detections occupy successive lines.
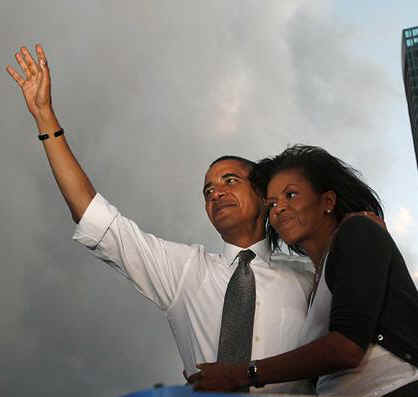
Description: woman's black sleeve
xmin=326 ymin=216 xmax=394 ymax=350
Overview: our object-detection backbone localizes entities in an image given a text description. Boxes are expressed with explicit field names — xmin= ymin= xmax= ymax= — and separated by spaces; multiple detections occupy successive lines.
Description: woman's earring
xmin=326 ymin=209 xmax=332 ymax=214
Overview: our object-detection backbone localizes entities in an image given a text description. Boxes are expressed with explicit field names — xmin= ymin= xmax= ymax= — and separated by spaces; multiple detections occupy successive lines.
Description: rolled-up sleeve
xmin=73 ymin=193 xmax=197 ymax=311
xmin=73 ymin=193 xmax=118 ymax=249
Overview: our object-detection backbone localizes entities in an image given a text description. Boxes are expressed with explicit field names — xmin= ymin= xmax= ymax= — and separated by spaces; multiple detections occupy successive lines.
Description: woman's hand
xmin=188 ymin=362 xmax=247 ymax=392
xmin=6 ymin=45 xmax=54 ymax=124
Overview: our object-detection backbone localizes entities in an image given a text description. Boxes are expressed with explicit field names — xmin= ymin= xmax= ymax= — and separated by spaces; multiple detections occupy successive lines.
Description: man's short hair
xmin=209 ymin=155 xmax=264 ymax=196
xmin=209 ymin=155 xmax=256 ymax=171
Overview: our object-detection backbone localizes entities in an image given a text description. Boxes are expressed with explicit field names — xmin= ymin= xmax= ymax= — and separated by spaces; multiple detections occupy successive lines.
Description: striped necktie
xmin=217 ymin=249 xmax=256 ymax=364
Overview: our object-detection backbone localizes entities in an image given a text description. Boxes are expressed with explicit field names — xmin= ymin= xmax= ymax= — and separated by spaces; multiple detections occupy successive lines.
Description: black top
xmin=325 ymin=216 xmax=418 ymax=367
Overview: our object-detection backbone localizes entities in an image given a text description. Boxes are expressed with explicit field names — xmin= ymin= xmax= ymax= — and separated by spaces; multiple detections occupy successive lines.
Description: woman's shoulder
xmin=325 ymin=215 xmax=395 ymax=290
xmin=327 ymin=214 xmax=394 ymax=267
xmin=335 ymin=214 xmax=387 ymax=242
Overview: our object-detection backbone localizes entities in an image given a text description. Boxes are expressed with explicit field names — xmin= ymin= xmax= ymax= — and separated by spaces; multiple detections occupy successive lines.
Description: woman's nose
xmin=270 ymin=201 xmax=286 ymax=215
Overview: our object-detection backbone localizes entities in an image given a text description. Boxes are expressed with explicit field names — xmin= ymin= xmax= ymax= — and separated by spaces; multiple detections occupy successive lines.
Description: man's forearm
xmin=38 ymin=108 xmax=96 ymax=223
xmin=7 ymin=45 xmax=96 ymax=223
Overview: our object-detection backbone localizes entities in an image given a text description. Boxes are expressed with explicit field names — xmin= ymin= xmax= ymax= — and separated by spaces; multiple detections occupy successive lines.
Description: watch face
xmin=248 ymin=361 xmax=264 ymax=388
xmin=248 ymin=361 xmax=257 ymax=376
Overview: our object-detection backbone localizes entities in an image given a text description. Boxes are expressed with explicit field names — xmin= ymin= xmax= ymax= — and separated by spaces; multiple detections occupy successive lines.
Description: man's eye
xmin=226 ymin=177 xmax=237 ymax=184
xmin=286 ymin=191 xmax=297 ymax=199
xmin=204 ymin=188 xmax=214 ymax=197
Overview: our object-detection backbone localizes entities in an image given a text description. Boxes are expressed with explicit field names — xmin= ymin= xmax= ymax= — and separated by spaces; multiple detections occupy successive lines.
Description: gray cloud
xmin=1 ymin=1 xmax=417 ymax=396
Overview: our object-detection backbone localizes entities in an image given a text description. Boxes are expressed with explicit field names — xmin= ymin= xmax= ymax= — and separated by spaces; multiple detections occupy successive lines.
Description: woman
xmin=191 ymin=145 xmax=418 ymax=396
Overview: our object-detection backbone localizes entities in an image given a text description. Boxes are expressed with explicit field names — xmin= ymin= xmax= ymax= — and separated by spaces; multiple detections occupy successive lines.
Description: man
xmin=7 ymin=45 xmax=313 ymax=393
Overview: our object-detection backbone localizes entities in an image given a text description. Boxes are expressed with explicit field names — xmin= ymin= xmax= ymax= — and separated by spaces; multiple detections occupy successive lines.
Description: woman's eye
xmin=264 ymin=200 xmax=277 ymax=209
xmin=286 ymin=191 xmax=297 ymax=199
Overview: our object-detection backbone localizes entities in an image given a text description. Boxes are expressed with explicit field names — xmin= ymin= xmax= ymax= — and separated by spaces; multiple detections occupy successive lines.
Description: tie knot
xmin=238 ymin=249 xmax=256 ymax=265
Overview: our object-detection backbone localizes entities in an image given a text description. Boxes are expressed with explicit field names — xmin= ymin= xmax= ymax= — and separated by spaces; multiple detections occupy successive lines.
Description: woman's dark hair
xmin=249 ymin=144 xmax=384 ymax=255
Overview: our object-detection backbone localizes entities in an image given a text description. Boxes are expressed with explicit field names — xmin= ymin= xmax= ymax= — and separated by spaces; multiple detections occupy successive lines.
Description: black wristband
xmin=54 ymin=129 xmax=64 ymax=138
xmin=38 ymin=129 xmax=64 ymax=141
xmin=38 ymin=133 xmax=49 ymax=141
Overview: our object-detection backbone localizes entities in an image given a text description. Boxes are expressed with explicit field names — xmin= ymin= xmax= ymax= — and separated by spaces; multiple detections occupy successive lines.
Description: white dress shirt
xmin=73 ymin=193 xmax=314 ymax=393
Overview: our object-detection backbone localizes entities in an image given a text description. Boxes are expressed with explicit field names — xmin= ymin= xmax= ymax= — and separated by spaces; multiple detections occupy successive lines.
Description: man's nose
xmin=211 ymin=188 xmax=226 ymax=200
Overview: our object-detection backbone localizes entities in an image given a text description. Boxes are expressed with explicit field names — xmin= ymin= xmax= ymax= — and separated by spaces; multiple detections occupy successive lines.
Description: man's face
xmin=203 ymin=160 xmax=265 ymax=236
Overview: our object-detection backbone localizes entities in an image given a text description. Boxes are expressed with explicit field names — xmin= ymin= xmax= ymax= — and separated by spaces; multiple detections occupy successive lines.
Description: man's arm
xmin=6 ymin=45 xmax=95 ymax=222
xmin=7 ymin=46 xmax=198 ymax=309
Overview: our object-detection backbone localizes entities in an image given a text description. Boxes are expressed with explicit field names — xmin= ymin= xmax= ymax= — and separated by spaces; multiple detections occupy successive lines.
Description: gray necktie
xmin=217 ymin=249 xmax=256 ymax=364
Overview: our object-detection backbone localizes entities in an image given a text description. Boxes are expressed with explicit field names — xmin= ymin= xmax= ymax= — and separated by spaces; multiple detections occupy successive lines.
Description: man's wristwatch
xmin=247 ymin=360 xmax=264 ymax=388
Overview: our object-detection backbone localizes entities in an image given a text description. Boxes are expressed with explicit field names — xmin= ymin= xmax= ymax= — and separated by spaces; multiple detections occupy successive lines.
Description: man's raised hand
xmin=6 ymin=45 xmax=53 ymax=122
xmin=6 ymin=44 xmax=95 ymax=223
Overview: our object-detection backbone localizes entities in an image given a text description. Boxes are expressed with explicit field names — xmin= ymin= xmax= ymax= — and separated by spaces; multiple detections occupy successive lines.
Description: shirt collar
xmin=222 ymin=238 xmax=272 ymax=266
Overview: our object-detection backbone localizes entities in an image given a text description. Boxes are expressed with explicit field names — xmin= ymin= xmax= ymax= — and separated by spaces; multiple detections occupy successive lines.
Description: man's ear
xmin=255 ymin=189 xmax=268 ymax=215
xmin=322 ymin=190 xmax=336 ymax=214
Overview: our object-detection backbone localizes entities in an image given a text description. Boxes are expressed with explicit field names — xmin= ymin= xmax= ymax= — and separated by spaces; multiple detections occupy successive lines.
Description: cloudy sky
xmin=1 ymin=1 xmax=418 ymax=396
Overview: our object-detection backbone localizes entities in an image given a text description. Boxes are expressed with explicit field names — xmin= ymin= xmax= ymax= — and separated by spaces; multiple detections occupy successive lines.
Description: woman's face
xmin=266 ymin=169 xmax=334 ymax=248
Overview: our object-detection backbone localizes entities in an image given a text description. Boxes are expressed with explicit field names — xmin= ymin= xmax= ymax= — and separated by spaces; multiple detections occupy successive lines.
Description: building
xmin=402 ymin=26 xmax=418 ymax=168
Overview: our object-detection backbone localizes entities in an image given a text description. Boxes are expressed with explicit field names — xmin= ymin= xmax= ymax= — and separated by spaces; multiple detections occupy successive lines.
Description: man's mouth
xmin=213 ymin=201 xmax=237 ymax=215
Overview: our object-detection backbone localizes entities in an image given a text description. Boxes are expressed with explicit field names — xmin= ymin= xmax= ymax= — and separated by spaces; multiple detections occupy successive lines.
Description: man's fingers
xmin=196 ymin=362 xmax=212 ymax=369
xmin=192 ymin=379 xmax=208 ymax=391
xmin=36 ymin=44 xmax=48 ymax=69
xmin=35 ymin=44 xmax=51 ymax=94
xmin=188 ymin=372 xmax=201 ymax=384
xmin=193 ymin=383 xmax=203 ymax=391
xmin=20 ymin=47 xmax=40 ymax=76
xmin=6 ymin=65 xmax=25 ymax=87
xmin=15 ymin=52 xmax=31 ymax=79
xmin=193 ymin=381 xmax=217 ymax=392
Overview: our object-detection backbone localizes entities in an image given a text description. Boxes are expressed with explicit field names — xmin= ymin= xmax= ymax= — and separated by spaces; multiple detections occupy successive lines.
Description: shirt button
xmin=256 ymin=301 xmax=261 ymax=307
xmin=255 ymin=336 xmax=261 ymax=342
xmin=405 ymin=353 xmax=412 ymax=361
xmin=377 ymin=334 xmax=384 ymax=342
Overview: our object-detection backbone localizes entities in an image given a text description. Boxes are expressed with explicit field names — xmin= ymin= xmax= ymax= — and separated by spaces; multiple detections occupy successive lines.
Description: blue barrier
xmin=121 ymin=385 xmax=246 ymax=397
